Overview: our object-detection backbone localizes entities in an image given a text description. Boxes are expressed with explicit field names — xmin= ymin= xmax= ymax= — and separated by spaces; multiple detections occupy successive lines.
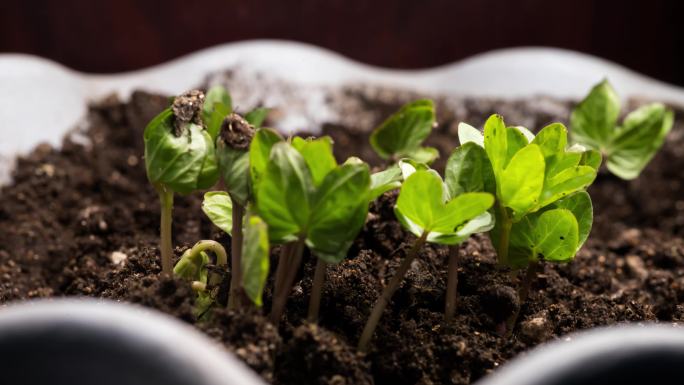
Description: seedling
xmin=173 ymin=240 xmax=228 ymax=317
xmin=570 ymin=80 xmax=674 ymax=179
xmin=456 ymin=114 xmax=598 ymax=333
xmin=215 ymin=113 xmax=256 ymax=308
xmin=144 ymin=90 xmax=219 ymax=274
xmin=251 ymin=134 xmax=371 ymax=323
xmin=370 ymin=100 xmax=439 ymax=164
xmin=357 ymin=168 xmax=494 ymax=352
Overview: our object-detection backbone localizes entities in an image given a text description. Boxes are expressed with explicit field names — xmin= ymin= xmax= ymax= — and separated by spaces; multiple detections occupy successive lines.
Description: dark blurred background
xmin=2 ymin=0 xmax=683 ymax=85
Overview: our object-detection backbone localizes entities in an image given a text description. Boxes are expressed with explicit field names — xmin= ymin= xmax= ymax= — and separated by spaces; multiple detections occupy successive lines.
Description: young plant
xmin=570 ymin=80 xmax=674 ymax=179
xmin=173 ymin=240 xmax=228 ymax=317
xmin=456 ymin=115 xmax=598 ymax=332
xmin=370 ymin=100 xmax=439 ymax=164
xmin=144 ymin=90 xmax=219 ymax=274
xmin=215 ymin=113 xmax=255 ymax=308
xmin=251 ymin=134 xmax=371 ymax=324
xmin=357 ymin=169 xmax=494 ymax=352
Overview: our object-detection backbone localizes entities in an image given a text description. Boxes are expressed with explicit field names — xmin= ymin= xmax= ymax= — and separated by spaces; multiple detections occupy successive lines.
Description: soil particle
xmin=1 ymin=82 xmax=684 ymax=384
xmin=220 ymin=113 xmax=255 ymax=150
xmin=172 ymin=89 xmax=205 ymax=133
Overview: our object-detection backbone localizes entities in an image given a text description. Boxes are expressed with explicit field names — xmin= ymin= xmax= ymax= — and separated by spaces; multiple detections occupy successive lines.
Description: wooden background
xmin=2 ymin=0 xmax=683 ymax=85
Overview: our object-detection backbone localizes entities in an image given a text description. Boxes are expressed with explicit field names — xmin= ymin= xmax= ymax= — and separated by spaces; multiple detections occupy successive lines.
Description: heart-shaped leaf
xmin=370 ymin=99 xmax=435 ymax=160
xmin=201 ymin=191 xmax=233 ymax=234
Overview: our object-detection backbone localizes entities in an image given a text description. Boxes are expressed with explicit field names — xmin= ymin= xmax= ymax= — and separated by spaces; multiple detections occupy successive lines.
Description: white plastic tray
xmin=2 ymin=40 xmax=684 ymax=184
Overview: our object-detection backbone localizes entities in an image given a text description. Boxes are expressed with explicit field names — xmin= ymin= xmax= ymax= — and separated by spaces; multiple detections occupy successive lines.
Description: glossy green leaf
xmin=570 ymin=80 xmax=620 ymax=149
xmin=579 ymin=149 xmax=602 ymax=171
xmin=483 ymin=114 xmax=509 ymax=174
xmin=369 ymin=164 xmax=402 ymax=200
xmin=244 ymin=107 xmax=269 ymax=128
xmin=532 ymin=123 xmax=568 ymax=160
xmin=369 ymin=99 xmax=435 ymax=160
xmin=307 ymin=163 xmax=371 ymax=263
xmin=403 ymin=146 xmax=439 ymax=164
xmin=241 ymin=215 xmax=270 ymax=307
xmin=255 ymin=142 xmax=313 ymax=243
xmin=607 ymin=104 xmax=673 ymax=179
xmin=546 ymin=191 xmax=592 ymax=250
xmin=445 ymin=142 xmax=495 ymax=198
xmin=249 ymin=127 xmax=283 ymax=193
xmin=499 ymin=144 xmax=545 ymax=218
xmin=538 ymin=165 xmax=596 ymax=209
xmin=458 ymin=122 xmax=484 ymax=147
xmin=395 ymin=170 xmax=494 ymax=245
xmin=508 ymin=208 xmax=579 ymax=267
xmin=201 ymin=191 xmax=233 ymax=234
xmin=216 ymin=142 xmax=250 ymax=205
xmin=506 ymin=126 xmax=529 ymax=162
xmin=144 ymin=109 xmax=219 ymax=194
xmin=292 ymin=136 xmax=338 ymax=186
xmin=203 ymin=86 xmax=232 ymax=140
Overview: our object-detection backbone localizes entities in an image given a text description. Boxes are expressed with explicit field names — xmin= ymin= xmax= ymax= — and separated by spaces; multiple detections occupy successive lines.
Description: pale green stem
xmin=177 ymin=240 xmax=228 ymax=285
xmin=228 ymin=200 xmax=245 ymax=309
xmin=270 ymin=237 xmax=305 ymax=324
xmin=358 ymin=231 xmax=428 ymax=352
xmin=497 ymin=203 xmax=512 ymax=266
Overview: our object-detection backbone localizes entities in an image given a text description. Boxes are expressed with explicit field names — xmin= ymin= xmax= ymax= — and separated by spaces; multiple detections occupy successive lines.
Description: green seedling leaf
xmin=403 ymin=146 xmax=439 ymax=164
xmin=545 ymin=191 xmax=592 ymax=250
xmin=217 ymin=144 xmax=250 ymax=205
xmin=445 ymin=142 xmax=495 ymax=197
xmin=201 ymin=191 xmax=233 ymax=234
xmin=250 ymin=127 xmax=284 ymax=193
xmin=508 ymin=208 xmax=579 ymax=267
xmin=499 ymin=144 xmax=545 ymax=219
xmin=513 ymin=126 xmax=536 ymax=143
xmin=256 ymin=142 xmax=313 ymax=242
xmin=307 ymin=163 xmax=371 ymax=263
xmin=483 ymin=114 xmax=509 ymax=174
xmin=292 ymin=136 xmax=338 ymax=186
xmin=369 ymin=99 xmax=436 ymax=160
xmin=369 ymin=164 xmax=402 ymax=200
xmin=458 ymin=122 xmax=485 ymax=147
xmin=607 ymin=103 xmax=673 ymax=179
xmin=244 ymin=107 xmax=269 ymax=128
xmin=144 ymin=108 xmax=219 ymax=194
xmin=579 ymin=148 xmax=602 ymax=171
xmin=398 ymin=158 xmax=429 ymax=180
xmin=394 ymin=170 xmax=494 ymax=245
xmin=571 ymin=80 xmax=673 ymax=179
xmin=241 ymin=215 xmax=270 ymax=307
xmin=203 ymin=85 xmax=232 ymax=140
xmin=570 ymin=79 xmax=620 ymax=149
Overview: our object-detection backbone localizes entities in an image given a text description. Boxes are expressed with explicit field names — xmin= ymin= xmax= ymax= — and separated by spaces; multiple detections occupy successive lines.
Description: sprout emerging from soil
xmin=571 ymin=80 xmax=674 ymax=180
xmin=455 ymin=115 xmax=599 ymax=333
xmin=251 ymin=135 xmax=371 ymax=324
xmin=144 ymin=90 xmax=219 ymax=274
xmin=370 ymin=99 xmax=439 ymax=164
xmin=357 ymin=167 xmax=494 ymax=352
xmin=174 ymin=240 xmax=228 ymax=317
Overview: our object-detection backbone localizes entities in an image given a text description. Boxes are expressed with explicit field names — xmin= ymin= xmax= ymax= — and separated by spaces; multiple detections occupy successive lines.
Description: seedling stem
xmin=444 ymin=246 xmax=459 ymax=322
xmin=228 ymin=200 xmax=245 ymax=309
xmin=307 ymin=258 xmax=328 ymax=323
xmin=358 ymin=231 xmax=428 ymax=352
xmin=496 ymin=203 xmax=512 ymax=267
xmin=270 ymin=237 xmax=305 ymax=323
xmin=505 ymin=260 xmax=540 ymax=336
xmin=156 ymin=184 xmax=174 ymax=275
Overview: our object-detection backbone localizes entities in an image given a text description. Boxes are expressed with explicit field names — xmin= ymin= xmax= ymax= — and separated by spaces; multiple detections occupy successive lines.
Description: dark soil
xmin=1 ymin=82 xmax=683 ymax=385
